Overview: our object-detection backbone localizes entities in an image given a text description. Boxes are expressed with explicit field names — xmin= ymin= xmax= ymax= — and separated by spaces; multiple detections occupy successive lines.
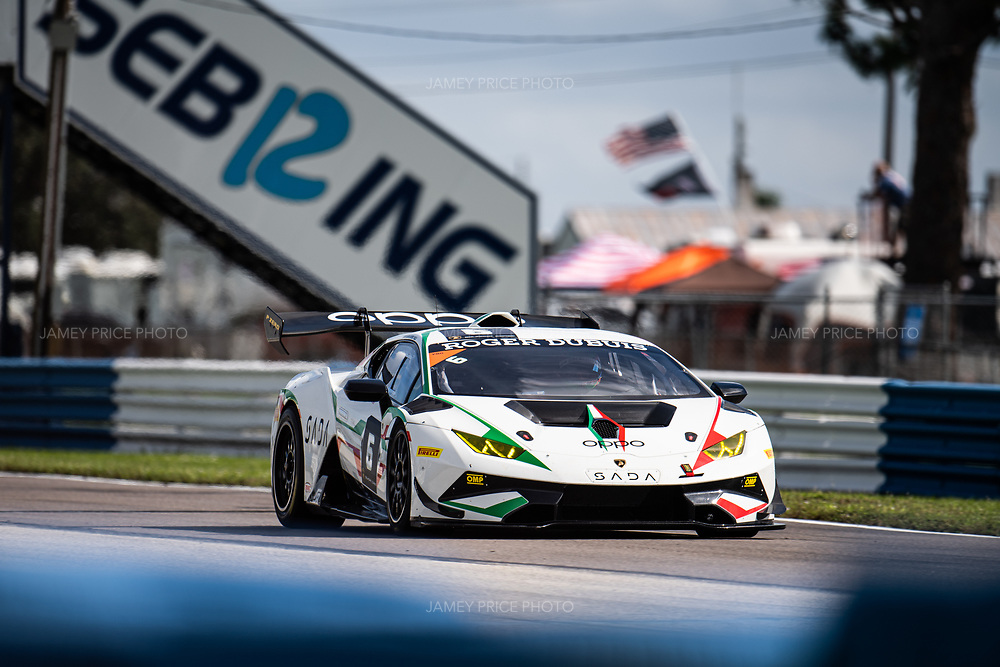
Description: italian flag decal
xmin=442 ymin=492 xmax=528 ymax=518
xmin=716 ymin=492 xmax=767 ymax=520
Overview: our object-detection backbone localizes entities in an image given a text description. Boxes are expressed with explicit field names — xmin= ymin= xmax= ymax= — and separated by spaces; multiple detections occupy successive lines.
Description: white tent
xmin=768 ymin=258 xmax=901 ymax=329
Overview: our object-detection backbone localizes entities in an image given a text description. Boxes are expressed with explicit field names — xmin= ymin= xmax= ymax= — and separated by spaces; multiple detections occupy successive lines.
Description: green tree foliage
xmin=754 ymin=188 xmax=782 ymax=210
xmin=820 ymin=0 xmax=1000 ymax=287
xmin=2 ymin=109 xmax=162 ymax=256
xmin=821 ymin=0 xmax=921 ymax=79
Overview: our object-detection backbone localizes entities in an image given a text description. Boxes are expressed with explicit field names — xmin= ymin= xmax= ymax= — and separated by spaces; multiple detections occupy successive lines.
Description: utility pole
xmin=731 ymin=65 xmax=753 ymax=214
xmin=31 ymin=0 xmax=76 ymax=357
xmin=882 ymin=70 xmax=895 ymax=165
xmin=879 ymin=70 xmax=896 ymax=247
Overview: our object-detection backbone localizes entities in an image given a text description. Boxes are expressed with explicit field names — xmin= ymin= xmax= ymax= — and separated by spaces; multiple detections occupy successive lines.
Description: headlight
xmin=451 ymin=429 xmax=548 ymax=470
xmin=701 ymin=431 xmax=746 ymax=461
xmin=453 ymin=430 xmax=525 ymax=459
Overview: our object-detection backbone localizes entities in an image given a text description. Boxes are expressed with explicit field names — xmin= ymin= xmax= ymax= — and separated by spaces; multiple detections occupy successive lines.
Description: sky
xmin=265 ymin=0 xmax=1000 ymax=240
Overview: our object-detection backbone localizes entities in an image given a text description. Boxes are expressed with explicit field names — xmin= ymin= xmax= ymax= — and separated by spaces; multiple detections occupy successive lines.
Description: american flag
xmin=604 ymin=114 xmax=687 ymax=165
xmin=537 ymin=233 xmax=661 ymax=289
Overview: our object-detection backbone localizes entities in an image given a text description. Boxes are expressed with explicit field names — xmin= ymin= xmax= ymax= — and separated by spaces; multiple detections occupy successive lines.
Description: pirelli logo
xmin=416 ymin=447 xmax=442 ymax=458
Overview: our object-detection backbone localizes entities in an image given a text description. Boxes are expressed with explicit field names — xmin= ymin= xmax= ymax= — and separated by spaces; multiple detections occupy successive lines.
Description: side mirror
xmin=345 ymin=378 xmax=388 ymax=402
xmin=710 ymin=381 xmax=747 ymax=404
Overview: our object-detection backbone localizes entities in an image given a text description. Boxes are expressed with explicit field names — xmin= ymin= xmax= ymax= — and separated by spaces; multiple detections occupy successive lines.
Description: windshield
xmin=428 ymin=337 xmax=708 ymax=399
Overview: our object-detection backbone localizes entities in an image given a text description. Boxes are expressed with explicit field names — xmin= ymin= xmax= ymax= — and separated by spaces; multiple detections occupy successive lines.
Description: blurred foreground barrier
xmin=699 ymin=371 xmax=888 ymax=493
xmin=879 ymin=381 xmax=1000 ymax=498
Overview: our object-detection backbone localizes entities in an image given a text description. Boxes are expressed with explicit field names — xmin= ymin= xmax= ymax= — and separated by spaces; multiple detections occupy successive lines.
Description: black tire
xmin=386 ymin=428 xmax=412 ymax=533
xmin=695 ymin=526 xmax=759 ymax=539
xmin=272 ymin=408 xmax=313 ymax=527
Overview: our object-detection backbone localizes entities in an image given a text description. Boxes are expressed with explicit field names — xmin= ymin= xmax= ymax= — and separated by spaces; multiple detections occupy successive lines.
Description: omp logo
xmin=582 ymin=440 xmax=645 ymax=449
xmin=743 ymin=475 xmax=759 ymax=488
xmin=466 ymin=473 xmax=485 ymax=485
xmin=416 ymin=447 xmax=442 ymax=458
xmin=328 ymin=312 xmax=476 ymax=327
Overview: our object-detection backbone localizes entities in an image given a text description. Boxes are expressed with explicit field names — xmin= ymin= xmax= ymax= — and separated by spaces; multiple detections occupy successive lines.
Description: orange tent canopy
xmin=605 ymin=245 xmax=730 ymax=293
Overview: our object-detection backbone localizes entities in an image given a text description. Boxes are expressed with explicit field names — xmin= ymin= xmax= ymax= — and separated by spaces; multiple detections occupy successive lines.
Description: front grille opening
xmin=503 ymin=485 xmax=694 ymax=525
xmin=591 ymin=419 xmax=619 ymax=439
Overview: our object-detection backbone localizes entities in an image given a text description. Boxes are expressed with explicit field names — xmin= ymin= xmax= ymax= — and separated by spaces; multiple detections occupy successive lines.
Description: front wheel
xmin=386 ymin=429 xmax=412 ymax=533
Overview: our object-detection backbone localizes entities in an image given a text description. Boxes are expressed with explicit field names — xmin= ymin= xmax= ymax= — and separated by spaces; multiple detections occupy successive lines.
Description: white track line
xmin=783 ymin=517 xmax=999 ymax=539
xmin=0 ymin=471 xmax=268 ymax=493
xmin=3 ymin=472 xmax=996 ymax=539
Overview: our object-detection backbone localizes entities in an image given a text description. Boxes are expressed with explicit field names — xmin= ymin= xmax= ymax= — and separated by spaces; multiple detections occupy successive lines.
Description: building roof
xmin=655 ymin=257 xmax=780 ymax=294
xmin=552 ymin=206 xmax=859 ymax=255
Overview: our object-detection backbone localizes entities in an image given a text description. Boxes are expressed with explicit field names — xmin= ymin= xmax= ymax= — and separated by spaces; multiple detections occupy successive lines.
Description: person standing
xmin=867 ymin=161 xmax=911 ymax=251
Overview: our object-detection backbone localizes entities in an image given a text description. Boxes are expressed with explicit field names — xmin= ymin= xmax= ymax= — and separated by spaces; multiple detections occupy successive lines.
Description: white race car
xmin=264 ymin=308 xmax=785 ymax=536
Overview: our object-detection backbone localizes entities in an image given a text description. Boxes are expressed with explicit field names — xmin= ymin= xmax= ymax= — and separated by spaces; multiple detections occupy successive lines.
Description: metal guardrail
xmin=0 ymin=358 xmax=893 ymax=491
xmin=698 ymin=370 xmax=887 ymax=492
xmin=112 ymin=359 xmax=320 ymax=455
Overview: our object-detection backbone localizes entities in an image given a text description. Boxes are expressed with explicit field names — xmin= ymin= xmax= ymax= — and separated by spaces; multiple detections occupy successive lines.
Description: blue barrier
xmin=0 ymin=359 xmax=117 ymax=449
xmin=879 ymin=380 xmax=1000 ymax=498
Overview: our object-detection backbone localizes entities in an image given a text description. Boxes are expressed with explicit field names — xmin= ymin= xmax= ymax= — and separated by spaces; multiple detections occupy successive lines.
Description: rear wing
xmin=264 ymin=307 xmax=599 ymax=355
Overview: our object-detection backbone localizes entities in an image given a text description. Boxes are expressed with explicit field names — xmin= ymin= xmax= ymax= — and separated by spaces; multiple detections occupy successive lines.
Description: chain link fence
xmin=542 ymin=287 xmax=1000 ymax=383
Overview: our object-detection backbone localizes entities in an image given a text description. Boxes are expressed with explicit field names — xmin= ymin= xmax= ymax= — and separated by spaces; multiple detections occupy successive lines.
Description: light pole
xmin=31 ymin=0 xmax=76 ymax=356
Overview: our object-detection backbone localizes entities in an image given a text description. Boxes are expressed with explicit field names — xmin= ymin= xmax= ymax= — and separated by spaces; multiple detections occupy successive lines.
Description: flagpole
xmin=670 ymin=112 xmax=739 ymax=240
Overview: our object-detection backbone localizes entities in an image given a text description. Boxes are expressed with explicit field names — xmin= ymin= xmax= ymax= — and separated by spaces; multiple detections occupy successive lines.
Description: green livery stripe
xmin=385 ymin=406 xmax=408 ymax=425
xmin=586 ymin=408 xmax=604 ymax=442
xmin=515 ymin=449 xmax=546 ymax=468
xmin=436 ymin=398 xmax=550 ymax=470
xmin=336 ymin=418 xmax=365 ymax=436
xmin=443 ymin=496 xmax=529 ymax=518
xmin=421 ymin=331 xmax=431 ymax=395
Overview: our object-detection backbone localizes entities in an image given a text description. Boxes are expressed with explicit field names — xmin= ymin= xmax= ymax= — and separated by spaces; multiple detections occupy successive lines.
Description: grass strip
xmin=782 ymin=490 xmax=1000 ymax=536
xmin=0 ymin=448 xmax=269 ymax=487
xmin=1 ymin=449 xmax=998 ymax=536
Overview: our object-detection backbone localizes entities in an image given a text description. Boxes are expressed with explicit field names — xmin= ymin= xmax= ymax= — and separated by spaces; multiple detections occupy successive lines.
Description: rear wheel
xmin=386 ymin=429 xmax=412 ymax=533
xmin=272 ymin=408 xmax=313 ymax=527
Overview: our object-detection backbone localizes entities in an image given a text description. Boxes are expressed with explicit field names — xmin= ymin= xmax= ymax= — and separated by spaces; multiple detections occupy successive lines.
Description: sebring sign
xmin=16 ymin=0 xmax=535 ymax=312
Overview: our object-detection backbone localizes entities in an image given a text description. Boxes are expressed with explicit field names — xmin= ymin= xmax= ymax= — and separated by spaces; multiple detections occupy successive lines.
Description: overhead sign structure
xmin=15 ymin=0 xmax=535 ymax=312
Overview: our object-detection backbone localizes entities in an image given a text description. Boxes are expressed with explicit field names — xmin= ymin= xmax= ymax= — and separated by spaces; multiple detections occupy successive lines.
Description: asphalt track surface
xmin=1 ymin=473 xmax=998 ymax=666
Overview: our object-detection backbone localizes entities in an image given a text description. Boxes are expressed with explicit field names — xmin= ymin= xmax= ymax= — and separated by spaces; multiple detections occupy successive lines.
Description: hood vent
xmin=591 ymin=418 xmax=620 ymax=438
xmin=505 ymin=401 xmax=675 ymax=427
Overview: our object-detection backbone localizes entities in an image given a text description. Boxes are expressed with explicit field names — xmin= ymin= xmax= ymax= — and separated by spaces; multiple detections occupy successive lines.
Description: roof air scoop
xmin=475 ymin=311 xmax=523 ymax=328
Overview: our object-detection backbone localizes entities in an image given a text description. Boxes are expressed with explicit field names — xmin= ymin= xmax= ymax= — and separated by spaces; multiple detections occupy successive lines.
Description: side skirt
xmin=311 ymin=445 xmax=389 ymax=523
